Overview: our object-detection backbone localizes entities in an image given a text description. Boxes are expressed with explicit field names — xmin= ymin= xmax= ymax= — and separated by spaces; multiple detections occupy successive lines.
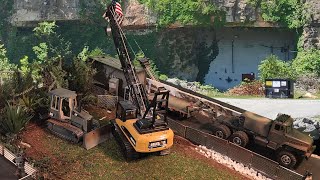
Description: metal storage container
xmin=265 ymin=79 xmax=294 ymax=98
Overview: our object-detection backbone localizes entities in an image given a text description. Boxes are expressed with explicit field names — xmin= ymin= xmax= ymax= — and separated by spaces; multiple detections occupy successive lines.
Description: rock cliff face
xmin=8 ymin=0 xmax=272 ymax=27
xmin=122 ymin=0 xmax=156 ymax=28
xmin=122 ymin=0 xmax=271 ymax=27
xmin=7 ymin=0 xmax=319 ymax=89
xmin=301 ymin=0 xmax=320 ymax=50
xmin=11 ymin=0 xmax=80 ymax=26
xmin=210 ymin=0 xmax=257 ymax=23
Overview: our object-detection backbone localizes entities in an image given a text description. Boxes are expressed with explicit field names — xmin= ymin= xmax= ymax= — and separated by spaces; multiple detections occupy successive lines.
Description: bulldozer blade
xmin=83 ymin=124 xmax=112 ymax=150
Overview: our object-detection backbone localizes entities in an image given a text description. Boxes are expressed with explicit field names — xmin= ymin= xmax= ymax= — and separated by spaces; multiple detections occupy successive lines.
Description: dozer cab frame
xmin=47 ymin=88 xmax=111 ymax=150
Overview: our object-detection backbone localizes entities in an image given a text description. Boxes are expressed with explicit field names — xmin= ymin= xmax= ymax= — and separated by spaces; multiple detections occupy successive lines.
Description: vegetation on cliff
xmin=138 ymin=0 xmax=225 ymax=27
xmin=248 ymin=0 xmax=311 ymax=29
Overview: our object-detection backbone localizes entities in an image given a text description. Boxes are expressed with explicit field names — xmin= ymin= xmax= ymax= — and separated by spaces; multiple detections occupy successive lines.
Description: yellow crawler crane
xmin=111 ymin=88 xmax=174 ymax=159
xmin=104 ymin=1 xmax=174 ymax=160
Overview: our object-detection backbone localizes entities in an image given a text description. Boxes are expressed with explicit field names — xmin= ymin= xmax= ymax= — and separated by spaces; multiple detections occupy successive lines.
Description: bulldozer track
xmin=47 ymin=119 xmax=84 ymax=143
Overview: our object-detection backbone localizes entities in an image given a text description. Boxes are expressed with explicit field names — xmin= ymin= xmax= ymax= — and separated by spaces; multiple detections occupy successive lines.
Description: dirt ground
xmin=20 ymin=123 xmax=249 ymax=179
xmin=19 ymin=106 xmax=249 ymax=179
xmin=21 ymin=124 xmax=67 ymax=179
xmin=173 ymin=136 xmax=249 ymax=180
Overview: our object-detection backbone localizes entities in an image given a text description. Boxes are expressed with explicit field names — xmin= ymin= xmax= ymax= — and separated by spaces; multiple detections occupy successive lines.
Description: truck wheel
xmin=277 ymin=151 xmax=297 ymax=169
xmin=230 ymin=131 xmax=249 ymax=147
xmin=213 ymin=125 xmax=231 ymax=139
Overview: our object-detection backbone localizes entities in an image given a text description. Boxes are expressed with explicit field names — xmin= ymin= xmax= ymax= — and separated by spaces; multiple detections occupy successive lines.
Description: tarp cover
xmin=242 ymin=111 xmax=272 ymax=137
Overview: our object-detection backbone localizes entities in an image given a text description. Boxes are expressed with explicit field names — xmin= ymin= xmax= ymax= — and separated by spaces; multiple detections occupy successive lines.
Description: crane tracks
xmin=111 ymin=121 xmax=140 ymax=160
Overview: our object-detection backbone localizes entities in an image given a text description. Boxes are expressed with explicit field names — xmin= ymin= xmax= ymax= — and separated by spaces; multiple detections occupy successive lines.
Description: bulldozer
xmin=47 ymin=88 xmax=111 ymax=150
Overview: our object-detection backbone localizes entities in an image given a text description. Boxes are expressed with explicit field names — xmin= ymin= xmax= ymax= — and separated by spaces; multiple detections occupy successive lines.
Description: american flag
xmin=103 ymin=0 xmax=124 ymax=26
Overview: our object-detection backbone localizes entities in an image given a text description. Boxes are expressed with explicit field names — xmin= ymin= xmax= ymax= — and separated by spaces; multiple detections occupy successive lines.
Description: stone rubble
xmin=196 ymin=145 xmax=272 ymax=180
xmin=293 ymin=117 xmax=320 ymax=140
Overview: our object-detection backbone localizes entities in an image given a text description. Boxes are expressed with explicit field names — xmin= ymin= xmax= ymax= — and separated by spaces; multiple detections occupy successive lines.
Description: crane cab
xmin=113 ymin=100 xmax=174 ymax=155
xmin=116 ymin=101 xmax=138 ymax=122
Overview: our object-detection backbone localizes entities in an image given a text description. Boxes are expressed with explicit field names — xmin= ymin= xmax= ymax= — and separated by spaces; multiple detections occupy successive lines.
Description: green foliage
xmin=18 ymin=95 xmax=43 ymax=114
xmin=69 ymin=47 xmax=97 ymax=95
xmin=199 ymin=84 xmax=220 ymax=97
xmin=77 ymin=46 xmax=90 ymax=62
xmin=134 ymin=51 xmax=160 ymax=78
xmin=32 ymin=43 xmax=48 ymax=63
xmin=292 ymin=49 xmax=320 ymax=76
xmin=248 ymin=0 xmax=312 ymax=28
xmin=258 ymin=55 xmax=296 ymax=81
xmin=159 ymin=74 xmax=169 ymax=81
xmin=0 ymin=0 xmax=14 ymax=40
xmin=30 ymin=22 xmax=72 ymax=89
xmin=0 ymin=103 xmax=32 ymax=135
xmin=89 ymin=47 xmax=106 ymax=57
xmin=138 ymin=0 xmax=225 ymax=27
xmin=33 ymin=21 xmax=58 ymax=37
xmin=0 ymin=43 xmax=16 ymax=71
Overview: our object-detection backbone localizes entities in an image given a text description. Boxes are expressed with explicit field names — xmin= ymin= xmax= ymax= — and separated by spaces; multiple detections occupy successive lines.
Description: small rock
xmin=20 ymin=141 xmax=31 ymax=148
xmin=303 ymin=118 xmax=314 ymax=124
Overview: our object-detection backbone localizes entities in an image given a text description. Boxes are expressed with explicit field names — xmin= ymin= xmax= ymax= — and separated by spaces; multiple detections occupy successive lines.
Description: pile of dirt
xmin=227 ymin=81 xmax=264 ymax=96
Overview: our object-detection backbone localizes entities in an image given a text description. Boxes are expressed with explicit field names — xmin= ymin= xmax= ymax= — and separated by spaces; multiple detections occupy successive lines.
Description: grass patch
xmin=43 ymin=134 xmax=238 ymax=180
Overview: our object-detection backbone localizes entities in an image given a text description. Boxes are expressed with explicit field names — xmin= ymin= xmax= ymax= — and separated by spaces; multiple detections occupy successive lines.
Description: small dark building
xmin=89 ymin=56 xmax=146 ymax=96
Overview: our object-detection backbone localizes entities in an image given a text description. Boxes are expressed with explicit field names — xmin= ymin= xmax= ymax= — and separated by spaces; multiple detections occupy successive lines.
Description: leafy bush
xmin=18 ymin=94 xmax=46 ymax=114
xmin=199 ymin=84 xmax=220 ymax=97
xmin=89 ymin=47 xmax=105 ymax=57
xmin=248 ymin=0 xmax=311 ymax=28
xmin=159 ymin=74 xmax=168 ymax=81
xmin=138 ymin=0 xmax=225 ymax=27
xmin=292 ymin=49 xmax=320 ymax=76
xmin=68 ymin=47 xmax=97 ymax=95
xmin=0 ymin=43 xmax=16 ymax=72
xmin=134 ymin=51 xmax=160 ymax=78
xmin=33 ymin=21 xmax=57 ymax=37
xmin=0 ymin=103 xmax=32 ymax=135
xmin=258 ymin=55 xmax=296 ymax=81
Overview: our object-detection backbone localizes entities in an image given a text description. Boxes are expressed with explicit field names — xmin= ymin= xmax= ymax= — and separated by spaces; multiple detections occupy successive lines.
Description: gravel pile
xmin=166 ymin=78 xmax=200 ymax=91
xmin=196 ymin=145 xmax=271 ymax=180
xmin=294 ymin=118 xmax=320 ymax=140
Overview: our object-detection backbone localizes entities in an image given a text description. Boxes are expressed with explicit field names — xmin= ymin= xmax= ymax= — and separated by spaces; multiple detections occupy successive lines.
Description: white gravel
xmin=215 ymin=98 xmax=320 ymax=119
xmin=196 ymin=145 xmax=271 ymax=180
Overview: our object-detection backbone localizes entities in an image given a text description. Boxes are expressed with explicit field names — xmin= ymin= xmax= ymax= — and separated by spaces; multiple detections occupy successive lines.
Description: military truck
xmin=213 ymin=112 xmax=315 ymax=168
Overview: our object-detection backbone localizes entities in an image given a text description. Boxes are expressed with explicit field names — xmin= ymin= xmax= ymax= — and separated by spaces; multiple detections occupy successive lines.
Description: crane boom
xmin=104 ymin=4 xmax=149 ymax=116
xmin=102 ymin=2 xmax=174 ymax=160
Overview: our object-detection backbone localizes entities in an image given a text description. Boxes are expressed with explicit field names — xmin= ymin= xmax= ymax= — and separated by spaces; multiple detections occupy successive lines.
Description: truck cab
xmin=245 ymin=113 xmax=315 ymax=168
xmin=267 ymin=115 xmax=314 ymax=151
